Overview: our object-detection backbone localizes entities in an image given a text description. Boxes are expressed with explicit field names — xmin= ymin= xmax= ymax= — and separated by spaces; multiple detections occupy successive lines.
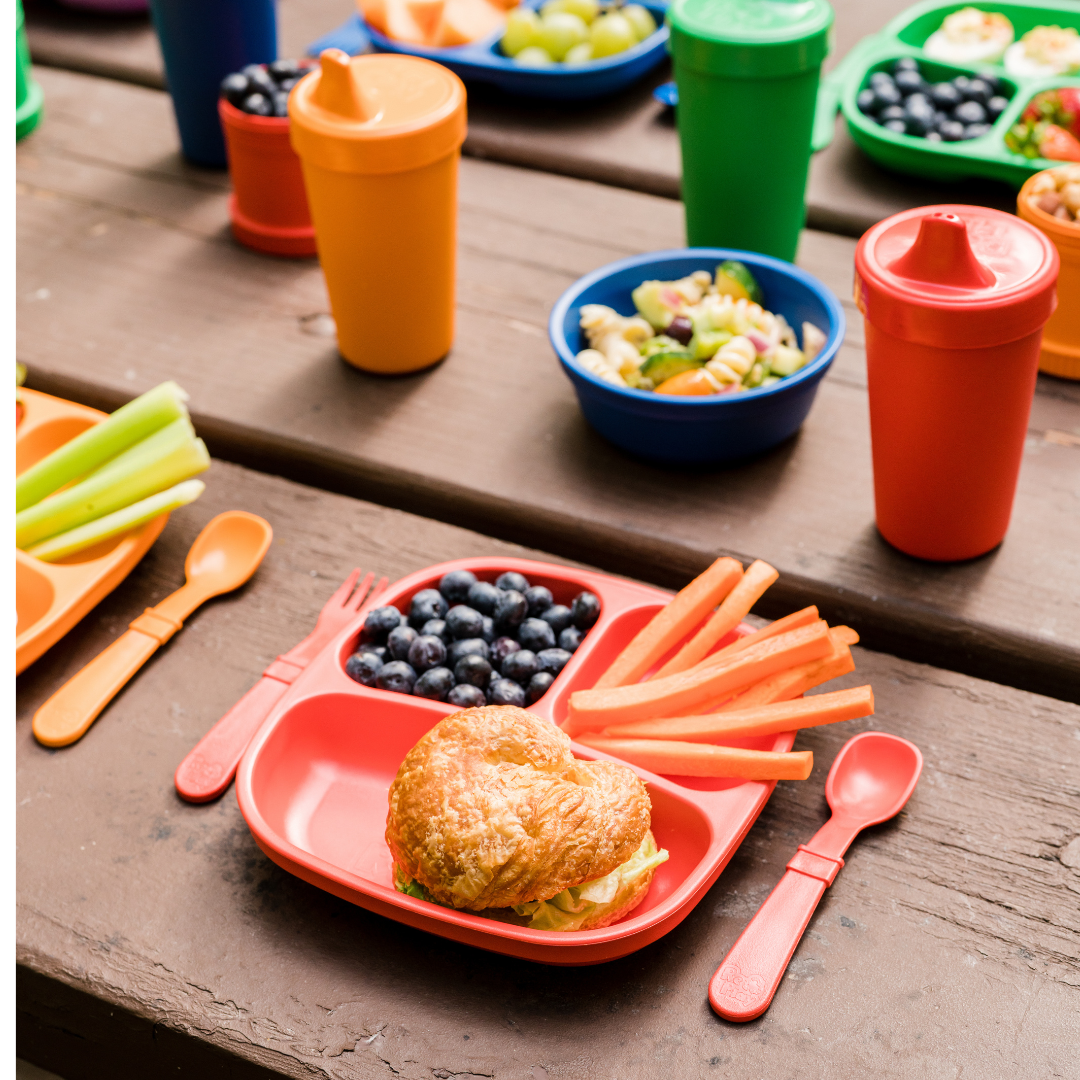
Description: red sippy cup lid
xmin=854 ymin=204 xmax=1059 ymax=349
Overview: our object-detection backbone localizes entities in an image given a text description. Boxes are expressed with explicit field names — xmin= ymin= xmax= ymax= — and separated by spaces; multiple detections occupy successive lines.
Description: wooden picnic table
xmin=17 ymin=458 xmax=1080 ymax=1080
xmin=22 ymin=0 xmax=1019 ymax=237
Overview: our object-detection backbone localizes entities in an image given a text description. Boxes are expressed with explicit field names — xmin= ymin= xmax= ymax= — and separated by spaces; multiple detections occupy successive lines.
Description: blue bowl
xmin=307 ymin=1 xmax=669 ymax=101
xmin=548 ymin=249 xmax=845 ymax=466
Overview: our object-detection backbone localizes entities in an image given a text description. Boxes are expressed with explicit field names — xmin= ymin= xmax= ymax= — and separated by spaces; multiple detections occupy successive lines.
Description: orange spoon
xmin=32 ymin=511 xmax=273 ymax=748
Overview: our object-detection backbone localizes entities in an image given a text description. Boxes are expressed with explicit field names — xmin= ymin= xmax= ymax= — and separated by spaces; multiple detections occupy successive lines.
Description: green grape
xmin=564 ymin=41 xmax=595 ymax=64
xmin=622 ymin=4 xmax=657 ymax=42
xmin=540 ymin=0 xmax=599 ymax=23
xmin=589 ymin=12 xmax=635 ymax=58
xmin=537 ymin=11 xmax=589 ymax=61
xmin=502 ymin=7 xmax=542 ymax=57
xmin=514 ymin=45 xmax=557 ymax=67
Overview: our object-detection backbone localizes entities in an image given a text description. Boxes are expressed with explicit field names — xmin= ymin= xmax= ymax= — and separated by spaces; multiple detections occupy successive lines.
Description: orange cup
xmin=1018 ymin=169 xmax=1080 ymax=381
xmin=288 ymin=50 xmax=467 ymax=374
xmin=219 ymin=98 xmax=317 ymax=257
xmin=855 ymin=206 xmax=1059 ymax=562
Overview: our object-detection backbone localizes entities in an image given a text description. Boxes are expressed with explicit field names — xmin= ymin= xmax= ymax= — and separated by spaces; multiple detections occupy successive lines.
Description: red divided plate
xmin=235 ymin=557 xmax=794 ymax=965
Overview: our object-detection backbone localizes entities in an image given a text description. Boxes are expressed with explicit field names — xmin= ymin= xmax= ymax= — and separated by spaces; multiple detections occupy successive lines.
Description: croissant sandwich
xmin=386 ymin=705 xmax=669 ymax=931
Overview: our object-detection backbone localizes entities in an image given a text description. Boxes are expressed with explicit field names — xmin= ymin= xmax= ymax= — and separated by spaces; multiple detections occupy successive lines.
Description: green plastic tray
xmin=813 ymin=0 xmax=1080 ymax=188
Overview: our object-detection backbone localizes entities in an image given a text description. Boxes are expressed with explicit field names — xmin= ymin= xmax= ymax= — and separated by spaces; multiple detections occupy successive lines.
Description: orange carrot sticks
xmin=601 ymin=685 xmax=874 ymax=742
xmin=592 ymin=557 xmax=743 ymax=690
xmin=564 ymin=620 xmax=833 ymax=735
xmin=577 ymin=735 xmax=813 ymax=780
xmin=653 ymin=560 xmax=779 ymax=679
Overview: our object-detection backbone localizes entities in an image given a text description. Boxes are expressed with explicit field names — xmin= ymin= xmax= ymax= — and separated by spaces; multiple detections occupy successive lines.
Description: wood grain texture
xmin=16 ymin=67 xmax=1080 ymax=704
xmin=23 ymin=0 xmax=1021 ymax=236
xmin=17 ymin=459 xmax=1080 ymax=1080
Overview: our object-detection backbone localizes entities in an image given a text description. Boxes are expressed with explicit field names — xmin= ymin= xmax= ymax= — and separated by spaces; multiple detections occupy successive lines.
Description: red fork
xmin=174 ymin=569 xmax=388 ymax=803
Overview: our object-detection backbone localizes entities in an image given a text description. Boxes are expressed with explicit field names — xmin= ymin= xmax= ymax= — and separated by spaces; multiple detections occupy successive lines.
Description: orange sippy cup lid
xmin=289 ymin=49 xmax=466 ymax=175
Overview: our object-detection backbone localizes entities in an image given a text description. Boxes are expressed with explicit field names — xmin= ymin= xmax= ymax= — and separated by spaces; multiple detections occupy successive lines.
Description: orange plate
xmin=16 ymin=389 xmax=169 ymax=674
xmin=236 ymin=557 xmax=793 ymax=966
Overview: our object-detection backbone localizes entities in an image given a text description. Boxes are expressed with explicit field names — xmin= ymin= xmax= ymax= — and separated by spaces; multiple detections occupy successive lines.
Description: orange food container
xmin=219 ymin=97 xmax=316 ymax=257
xmin=855 ymin=206 xmax=1059 ymax=563
xmin=16 ymin=390 xmax=168 ymax=674
xmin=1018 ymin=170 xmax=1080 ymax=381
xmin=288 ymin=49 xmax=467 ymax=374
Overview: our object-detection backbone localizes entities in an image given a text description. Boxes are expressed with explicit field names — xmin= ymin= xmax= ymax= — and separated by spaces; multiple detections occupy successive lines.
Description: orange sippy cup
xmin=289 ymin=49 xmax=466 ymax=374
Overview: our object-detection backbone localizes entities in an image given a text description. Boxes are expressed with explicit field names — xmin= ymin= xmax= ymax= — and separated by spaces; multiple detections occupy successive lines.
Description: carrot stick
xmin=702 ymin=605 xmax=819 ymax=662
xmin=653 ymin=560 xmax=779 ymax=678
xmin=578 ymin=735 xmax=813 ymax=780
xmin=592 ymin=557 xmax=743 ymax=689
xmin=710 ymin=626 xmax=858 ymax=713
xmin=564 ymin=620 xmax=833 ymax=735
xmin=601 ymin=685 xmax=874 ymax=742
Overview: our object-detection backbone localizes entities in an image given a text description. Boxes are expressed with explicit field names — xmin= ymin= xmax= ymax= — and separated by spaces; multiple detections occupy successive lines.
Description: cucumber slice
xmin=714 ymin=261 xmax=764 ymax=306
xmin=640 ymin=351 xmax=701 ymax=385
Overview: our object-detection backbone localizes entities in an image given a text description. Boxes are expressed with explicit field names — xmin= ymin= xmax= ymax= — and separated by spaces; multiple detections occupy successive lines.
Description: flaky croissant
xmin=386 ymin=705 xmax=652 ymax=912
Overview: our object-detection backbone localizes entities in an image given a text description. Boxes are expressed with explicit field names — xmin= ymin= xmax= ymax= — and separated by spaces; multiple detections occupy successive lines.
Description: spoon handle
xmin=708 ymin=845 xmax=844 ymax=1022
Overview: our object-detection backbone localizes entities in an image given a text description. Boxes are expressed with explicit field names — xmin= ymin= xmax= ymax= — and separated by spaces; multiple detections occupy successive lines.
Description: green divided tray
xmin=813 ymin=0 xmax=1080 ymax=188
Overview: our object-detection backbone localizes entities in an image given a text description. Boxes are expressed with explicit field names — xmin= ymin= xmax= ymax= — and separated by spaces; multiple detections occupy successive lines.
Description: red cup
xmin=219 ymin=98 xmax=316 ymax=257
xmin=855 ymin=206 xmax=1059 ymax=562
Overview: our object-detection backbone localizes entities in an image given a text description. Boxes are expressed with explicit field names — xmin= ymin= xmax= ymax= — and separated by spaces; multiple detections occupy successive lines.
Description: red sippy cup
xmin=855 ymin=205 xmax=1059 ymax=562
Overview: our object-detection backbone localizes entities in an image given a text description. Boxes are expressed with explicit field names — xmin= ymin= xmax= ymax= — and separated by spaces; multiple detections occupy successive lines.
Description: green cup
xmin=17 ymin=0 xmax=43 ymax=141
xmin=669 ymin=0 xmax=833 ymax=263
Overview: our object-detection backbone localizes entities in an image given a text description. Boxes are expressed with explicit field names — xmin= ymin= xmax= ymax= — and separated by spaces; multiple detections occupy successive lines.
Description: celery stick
xmin=27 ymin=480 xmax=205 ymax=563
xmin=15 ymin=418 xmax=210 ymax=548
xmin=15 ymin=381 xmax=189 ymax=512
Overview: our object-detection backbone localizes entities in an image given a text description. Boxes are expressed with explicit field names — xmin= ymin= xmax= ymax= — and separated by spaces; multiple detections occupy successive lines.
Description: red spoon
xmin=709 ymin=730 xmax=923 ymax=1022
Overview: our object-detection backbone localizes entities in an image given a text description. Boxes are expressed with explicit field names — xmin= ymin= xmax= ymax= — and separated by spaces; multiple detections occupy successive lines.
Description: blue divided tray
xmin=307 ymin=1 xmax=670 ymax=100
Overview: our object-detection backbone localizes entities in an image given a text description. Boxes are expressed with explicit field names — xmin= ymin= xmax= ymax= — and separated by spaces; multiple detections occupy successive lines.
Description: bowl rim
xmin=548 ymin=246 xmax=846 ymax=406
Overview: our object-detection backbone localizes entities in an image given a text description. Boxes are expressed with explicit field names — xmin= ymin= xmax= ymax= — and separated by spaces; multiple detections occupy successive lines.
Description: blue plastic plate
xmin=307 ymin=1 xmax=670 ymax=100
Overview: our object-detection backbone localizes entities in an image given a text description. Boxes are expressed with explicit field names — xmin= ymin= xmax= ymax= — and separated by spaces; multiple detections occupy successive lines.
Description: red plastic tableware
xmin=708 ymin=731 xmax=923 ymax=1021
xmin=235 ymin=557 xmax=783 ymax=965
xmin=174 ymin=568 xmax=387 ymax=803
xmin=855 ymin=205 xmax=1059 ymax=562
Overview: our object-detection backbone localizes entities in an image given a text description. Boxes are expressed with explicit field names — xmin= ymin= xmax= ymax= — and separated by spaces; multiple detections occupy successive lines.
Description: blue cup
xmin=148 ymin=0 xmax=277 ymax=167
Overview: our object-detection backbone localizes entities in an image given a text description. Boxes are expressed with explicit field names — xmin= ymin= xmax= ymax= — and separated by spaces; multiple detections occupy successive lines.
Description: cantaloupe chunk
xmin=433 ymin=0 xmax=506 ymax=47
xmin=358 ymin=0 xmax=389 ymax=33
xmin=385 ymin=0 xmax=430 ymax=44
xmin=405 ymin=0 xmax=446 ymax=38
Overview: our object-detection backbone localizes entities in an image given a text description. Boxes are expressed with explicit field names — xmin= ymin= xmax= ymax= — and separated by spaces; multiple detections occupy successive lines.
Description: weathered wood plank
xmin=17 ymin=458 xmax=1080 ymax=1080
xmin=16 ymin=66 xmax=1080 ymax=703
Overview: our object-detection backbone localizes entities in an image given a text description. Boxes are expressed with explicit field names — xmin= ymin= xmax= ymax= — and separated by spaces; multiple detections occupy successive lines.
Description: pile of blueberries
xmin=344 ymin=569 xmax=601 ymax=708
xmin=219 ymin=59 xmax=314 ymax=118
xmin=857 ymin=58 xmax=1010 ymax=142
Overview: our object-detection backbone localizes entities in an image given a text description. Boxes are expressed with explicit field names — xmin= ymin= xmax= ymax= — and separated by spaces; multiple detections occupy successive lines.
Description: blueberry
xmin=454 ymin=653 xmax=492 ymax=688
xmin=414 ymin=666 xmax=454 ymax=700
xmin=872 ymin=83 xmax=902 ymax=110
xmin=963 ymin=78 xmax=992 ymax=106
xmin=447 ymin=637 xmax=490 ymax=666
xmin=241 ymin=92 xmax=273 ymax=116
xmin=408 ymin=634 xmax=447 ymax=673
xmin=905 ymin=92 xmax=934 ymax=115
xmin=536 ymin=648 xmax=572 ymax=677
xmin=571 ymin=591 xmax=600 ymax=630
xmin=490 ymin=636 xmax=521 ymax=666
xmin=939 ymin=119 xmax=965 ymax=141
xmin=440 ymin=569 xmax=477 ymax=604
xmin=421 ymin=618 xmax=450 ymax=643
xmin=894 ymin=69 xmax=928 ymax=97
xmin=962 ymin=123 xmax=991 ymax=140
xmin=446 ymin=604 xmax=484 ymax=640
xmin=376 ymin=660 xmax=416 ymax=693
xmin=242 ymin=63 xmax=276 ymax=92
xmin=882 ymin=119 xmax=908 ymax=134
xmin=345 ymin=651 xmax=382 ymax=686
xmin=496 ymin=571 xmax=530 ymax=593
xmin=268 ymin=58 xmax=301 ymax=81
xmin=869 ymin=71 xmax=896 ymax=91
xmin=857 ymin=87 xmax=879 ymax=115
xmin=540 ymin=604 xmax=573 ymax=636
xmin=369 ymin=645 xmax=387 ymax=661
xmin=387 ymin=625 xmax=418 ymax=661
xmin=976 ymin=71 xmax=1001 ymax=95
xmin=987 ymin=95 xmax=1009 ymax=120
xmin=220 ymin=72 xmax=251 ymax=106
xmin=518 ymin=617 xmax=556 ymax=653
xmin=925 ymin=130 xmax=944 ymax=142
xmin=467 ymin=580 xmax=501 ymax=615
xmin=277 ymin=77 xmax=299 ymax=93
xmin=488 ymin=678 xmax=526 ymax=707
xmin=448 ymin=683 xmax=487 ymax=708
xmin=494 ymin=589 xmax=527 ymax=632
xmin=930 ymin=82 xmax=962 ymax=110
xmin=272 ymin=91 xmax=289 ymax=118
xmin=480 ymin=616 xmax=495 ymax=644
xmin=953 ymin=100 xmax=986 ymax=125
xmin=409 ymin=588 xmax=447 ymax=628
xmin=526 ymin=671 xmax=555 ymax=705
xmin=666 ymin=315 xmax=694 ymax=346
xmin=878 ymin=105 xmax=907 ymax=124
xmin=905 ymin=111 xmax=933 ymax=136
xmin=559 ymin=626 xmax=584 ymax=652
xmin=502 ymin=649 xmax=539 ymax=684
xmin=893 ymin=56 xmax=919 ymax=73
xmin=523 ymin=585 xmax=554 ymax=616
xmin=364 ymin=604 xmax=403 ymax=642
xmin=933 ymin=110 xmax=949 ymax=128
